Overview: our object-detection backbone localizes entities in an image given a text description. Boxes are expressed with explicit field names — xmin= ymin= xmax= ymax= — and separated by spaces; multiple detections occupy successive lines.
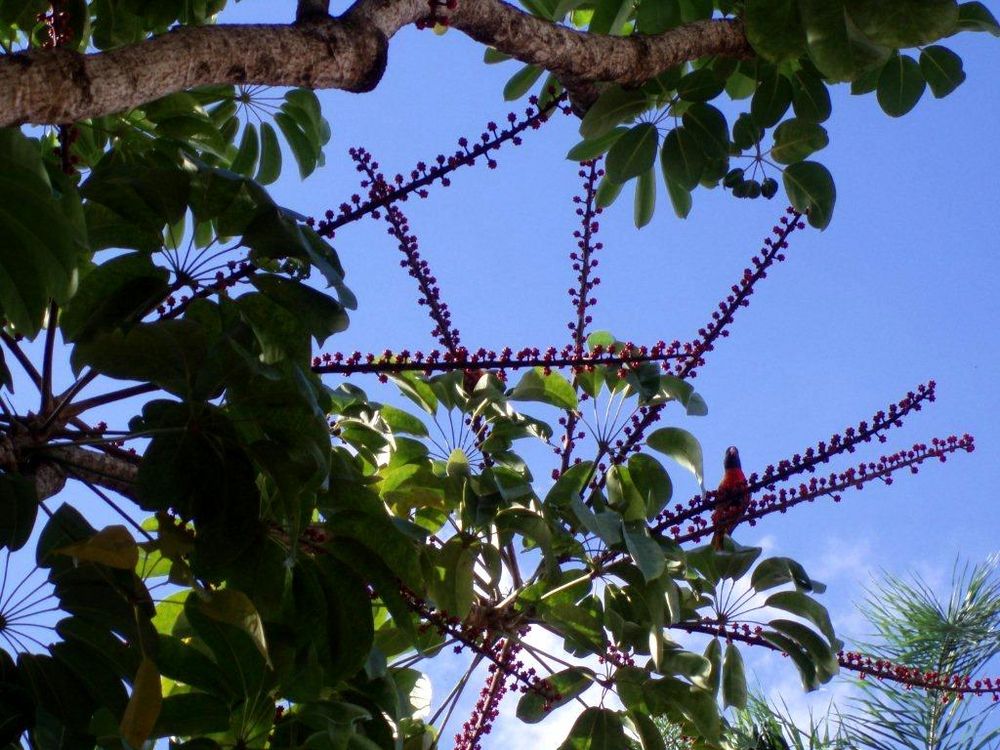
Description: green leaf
xmin=681 ymin=103 xmax=729 ymax=159
xmin=230 ymin=122 xmax=260 ymax=176
xmin=751 ymin=70 xmax=793 ymax=128
xmin=790 ymin=68 xmax=833 ymax=123
xmin=250 ymin=274 xmax=348 ymax=346
xmin=152 ymin=693 xmax=231 ymax=738
xmin=770 ymin=119 xmax=829 ymax=164
xmin=628 ymin=453 xmax=672 ymax=520
xmin=799 ymin=0 xmax=892 ymax=82
xmin=606 ymin=123 xmax=659 ymax=184
xmin=504 ymin=64 xmax=544 ymax=100
xmin=676 ymin=68 xmax=725 ymax=102
xmin=769 ymin=618 xmax=839 ymax=681
xmin=378 ymin=404 xmax=429 ymax=436
xmin=663 ymin=175 xmax=692 ymax=219
xmin=61 ymin=252 xmax=170 ymax=343
xmin=751 ymin=556 xmax=825 ymax=593
xmin=579 ymin=87 xmax=649 ymax=139
xmin=760 ymin=630 xmax=820 ymax=690
xmin=782 ymin=161 xmax=836 ymax=229
xmin=557 ymin=707 xmax=629 ymax=750
xmin=0 ymin=472 xmax=38 ymax=551
xmin=0 ymin=129 xmax=83 ymax=334
xmin=919 ymin=45 xmax=966 ymax=97
xmin=508 ymin=367 xmax=578 ymax=410
xmin=744 ymin=0 xmax=806 ymax=62
xmin=517 ymin=667 xmax=594 ymax=722
xmin=636 ymin=0 xmax=680 ymax=32
xmin=256 ymin=122 xmax=282 ymax=185
xmin=722 ymin=642 xmax=747 ymax=709
xmin=427 ymin=538 xmax=476 ymax=619
xmin=660 ymin=127 xmax=705 ymax=191
xmin=956 ymin=1 xmax=1000 ymax=34
xmin=731 ymin=112 xmax=763 ymax=150
xmin=566 ymin=127 xmax=628 ymax=161
xmin=764 ymin=590 xmax=841 ymax=648
xmin=596 ymin=174 xmax=626 ymax=208
xmin=546 ymin=461 xmax=594 ymax=507
xmin=622 ymin=520 xmax=665 ymax=581
xmin=634 ymin=167 xmax=656 ymax=228
xmin=877 ymin=53 xmax=926 ymax=117
xmin=847 ymin=0 xmax=959 ymax=47
xmin=646 ymin=427 xmax=704 ymax=491
xmin=275 ymin=111 xmax=318 ymax=179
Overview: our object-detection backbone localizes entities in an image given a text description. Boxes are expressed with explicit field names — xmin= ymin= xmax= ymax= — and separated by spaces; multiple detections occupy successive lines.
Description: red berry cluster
xmin=37 ymin=1 xmax=73 ymax=48
xmin=668 ymin=435 xmax=975 ymax=546
xmin=310 ymin=343 xmax=683 ymax=378
xmin=840 ymin=650 xmax=1000 ymax=701
xmin=649 ymin=381 xmax=938 ymax=534
xmin=314 ymin=97 xmax=570 ymax=239
xmin=455 ymin=639 xmax=523 ymax=750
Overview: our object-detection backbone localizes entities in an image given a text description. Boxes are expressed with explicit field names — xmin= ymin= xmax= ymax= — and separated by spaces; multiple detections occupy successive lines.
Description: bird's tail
xmin=711 ymin=530 xmax=725 ymax=550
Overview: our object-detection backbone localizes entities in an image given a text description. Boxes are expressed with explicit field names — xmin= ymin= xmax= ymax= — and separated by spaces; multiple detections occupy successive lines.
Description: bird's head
xmin=723 ymin=445 xmax=741 ymax=470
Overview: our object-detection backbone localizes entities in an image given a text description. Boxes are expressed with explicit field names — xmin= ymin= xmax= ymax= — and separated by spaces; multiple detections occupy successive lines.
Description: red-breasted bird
xmin=711 ymin=446 xmax=750 ymax=550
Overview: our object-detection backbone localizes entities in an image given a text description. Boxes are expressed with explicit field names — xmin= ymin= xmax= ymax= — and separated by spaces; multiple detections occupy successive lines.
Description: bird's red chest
xmin=715 ymin=468 xmax=749 ymax=511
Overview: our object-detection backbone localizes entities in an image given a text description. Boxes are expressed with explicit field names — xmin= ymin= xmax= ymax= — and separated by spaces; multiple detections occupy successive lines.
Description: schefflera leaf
xmin=517 ymin=667 xmax=595 ymax=722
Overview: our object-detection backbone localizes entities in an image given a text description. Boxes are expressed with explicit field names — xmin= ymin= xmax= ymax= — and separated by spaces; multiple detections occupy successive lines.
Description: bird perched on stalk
xmin=711 ymin=446 xmax=749 ymax=550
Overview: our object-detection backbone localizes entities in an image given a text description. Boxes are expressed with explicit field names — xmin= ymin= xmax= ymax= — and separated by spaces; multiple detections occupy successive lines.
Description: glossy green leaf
xmin=0 ymin=129 xmax=83 ymax=334
xmin=765 ymin=590 xmax=840 ymax=648
xmin=504 ymin=64 xmax=544 ymax=100
xmin=230 ymin=122 xmax=260 ymax=176
xmin=663 ymin=175 xmax=692 ymax=219
xmin=956 ymin=1 xmax=1000 ymax=34
xmin=660 ymin=127 xmax=704 ymax=191
xmin=579 ymin=87 xmax=649 ymax=139
xmin=508 ymin=367 xmax=578 ymax=410
xmin=633 ymin=167 xmax=656 ymax=228
xmin=744 ymin=0 xmax=806 ymax=62
xmin=760 ymin=629 xmax=820 ymax=691
xmin=769 ymin=618 xmax=839 ymax=681
xmin=919 ymin=45 xmax=966 ymax=97
xmin=250 ymin=274 xmax=348 ymax=346
xmin=681 ymin=103 xmax=729 ymax=159
xmin=557 ymin=707 xmax=629 ymax=750
xmin=636 ymin=0 xmax=679 ymax=33
xmin=517 ymin=667 xmax=594 ymax=722
xmin=770 ymin=119 xmax=829 ymax=164
xmin=799 ymin=0 xmax=892 ymax=82
xmin=646 ymin=427 xmax=704 ymax=491
xmin=847 ymin=0 xmax=959 ymax=48
xmin=722 ymin=642 xmax=747 ymax=709
xmin=877 ymin=53 xmax=926 ymax=117
xmin=56 ymin=525 xmax=139 ymax=569
xmin=0 ymin=472 xmax=38 ymax=552
xmin=622 ymin=520 xmax=665 ymax=581
xmin=751 ymin=70 xmax=793 ymax=127
xmin=275 ymin=111 xmax=317 ymax=179
xmin=256 ymin=122 xmax=282 ymax=185
xmin=782 ymin=160 xmax=836 ymax=229
xmin=566 ymin=127 xmax=628 ymax=161
xmin=596 ymin=173 xmax=626 ymax=208
xmin=676 ymin=68 xmax=725 ymax=102
xmin=606 ymin=123 xmax=659 ymax=184
xmin=628 ymin=453 xmax=672 ymax=520
xmin=791 ymin=68 xmax=833 ymax=123
xmin=61 ymin=252 xmax=170 ymax=343
xmin=752 ymin=556 xmax=826 ymax=593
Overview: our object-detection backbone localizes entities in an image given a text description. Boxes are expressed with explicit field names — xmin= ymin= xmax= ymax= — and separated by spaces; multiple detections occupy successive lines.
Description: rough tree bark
xmin=0 ymin=0 xmax=750 ymax=126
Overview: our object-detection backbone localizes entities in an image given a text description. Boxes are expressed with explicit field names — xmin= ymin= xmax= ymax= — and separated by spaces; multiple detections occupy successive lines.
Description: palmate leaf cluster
xmin=0 ymin=1 xmax=994 ymax=750
xmin=493 ymin=0 xmax=999 ymax=228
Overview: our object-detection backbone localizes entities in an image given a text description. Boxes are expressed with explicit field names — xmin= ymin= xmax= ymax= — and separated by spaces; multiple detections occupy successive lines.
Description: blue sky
xmin=7 ymin=1 xmax=1000 ymax=746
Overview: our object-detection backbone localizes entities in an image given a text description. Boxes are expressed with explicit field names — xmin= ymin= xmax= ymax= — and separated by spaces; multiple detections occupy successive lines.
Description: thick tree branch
xmin=1 ymin=0 xmax=751 ymax=126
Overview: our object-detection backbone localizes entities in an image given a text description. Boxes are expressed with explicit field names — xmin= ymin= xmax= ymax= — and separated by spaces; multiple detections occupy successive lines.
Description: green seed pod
xmin=723 ymin=168 xmax=745 ymax=188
